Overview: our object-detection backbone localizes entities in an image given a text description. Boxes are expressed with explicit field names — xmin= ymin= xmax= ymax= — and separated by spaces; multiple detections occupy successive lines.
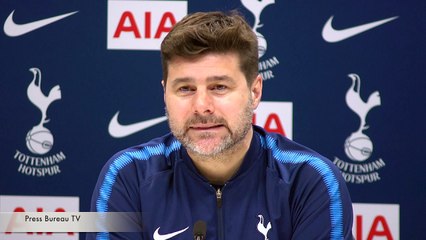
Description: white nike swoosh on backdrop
xmin=108 ymin=111 xmax=168 ymax=138
xmin=4 ymin=10 xmax=78 ymax=37
xmin=322 ymin=15 xmax=398 ymax=43
xmin=153 ymin=226 xmax=189 ymax=240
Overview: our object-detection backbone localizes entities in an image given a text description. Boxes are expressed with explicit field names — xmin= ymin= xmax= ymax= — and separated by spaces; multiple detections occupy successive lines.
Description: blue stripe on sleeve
xmin=264 ymin=135 xmax=344 ymax=240
xmin=95 ymin=140 xmax=181 ymax=240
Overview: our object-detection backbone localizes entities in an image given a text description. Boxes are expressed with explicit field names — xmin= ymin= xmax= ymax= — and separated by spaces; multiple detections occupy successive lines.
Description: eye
xmin=177 ymin=86 xmax=195 ymax=95
xmin=211 ymin=84 xmax=228 ymax=91
xmin=178 ymin=86 xmax=191 ymax=92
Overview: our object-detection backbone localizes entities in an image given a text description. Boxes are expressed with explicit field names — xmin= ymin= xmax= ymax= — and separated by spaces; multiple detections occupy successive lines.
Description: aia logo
xmin=352 ymin=203 xmax=399 ymax=240
xmin=253 ymin=101 xmax=293 ymax=139
xmin=113 ymin=12 xmax=176 ymax=39
xmin=107 ymin=0 xmax=187 ymax=50
xmin=5 ymin=207 xmax=74 ymax=236
xmin=0 ymin=195 xmax=79 ymax=239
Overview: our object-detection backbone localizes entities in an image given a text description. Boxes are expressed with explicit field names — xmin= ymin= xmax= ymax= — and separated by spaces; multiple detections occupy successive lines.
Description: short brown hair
xmin=161 ymin=11 xmax=258 ymax=86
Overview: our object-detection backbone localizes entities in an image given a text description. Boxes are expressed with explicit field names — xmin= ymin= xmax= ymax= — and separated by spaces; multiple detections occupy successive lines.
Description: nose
xmin=192 ymin=90 xmax=214 ymax=115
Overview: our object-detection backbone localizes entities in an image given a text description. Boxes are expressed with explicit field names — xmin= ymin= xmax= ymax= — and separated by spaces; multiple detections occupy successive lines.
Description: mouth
xmin=189 ymin=124 xmax=224 ymax=131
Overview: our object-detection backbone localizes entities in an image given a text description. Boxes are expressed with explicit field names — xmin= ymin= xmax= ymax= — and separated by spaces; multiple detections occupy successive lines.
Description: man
xmin=89 ymin=11 xmax=353 ymax=239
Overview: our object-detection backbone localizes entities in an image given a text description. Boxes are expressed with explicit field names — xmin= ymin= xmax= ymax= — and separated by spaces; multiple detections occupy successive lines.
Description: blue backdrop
xmin=1 ymin=0 xmax=425 ymax=239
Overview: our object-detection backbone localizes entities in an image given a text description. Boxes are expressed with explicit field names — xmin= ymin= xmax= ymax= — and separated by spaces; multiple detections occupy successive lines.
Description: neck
xmin=188 ymin=129 xmax=253 ymax=185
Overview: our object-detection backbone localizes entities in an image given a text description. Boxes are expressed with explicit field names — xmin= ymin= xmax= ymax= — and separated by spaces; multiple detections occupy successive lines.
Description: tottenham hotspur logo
xmin=26 ymin=68 xmax=62 ymax=154
xmin=344 ymin=73 xmax=381 ymax=161
xmin=241 ymin=0 xmax=274 ymax=58
xmin=13 ymin=68 xmax=66 ymax=177
xmin=333 ymin=73 xmax=386 ymax=184
xmin=257 ymin=214 xmax=271 ymax=240
xmin=241 ymin=0 xmax=279 ymax=81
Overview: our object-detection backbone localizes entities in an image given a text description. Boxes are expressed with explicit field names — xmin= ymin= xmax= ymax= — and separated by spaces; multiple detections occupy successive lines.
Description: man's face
xmin=163 ymin=52 xmax=262 ymax=157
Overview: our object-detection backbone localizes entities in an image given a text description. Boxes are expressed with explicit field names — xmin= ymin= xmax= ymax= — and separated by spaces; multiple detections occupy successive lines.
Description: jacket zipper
xmin=216 ymin=187 xmax=224 ymax=240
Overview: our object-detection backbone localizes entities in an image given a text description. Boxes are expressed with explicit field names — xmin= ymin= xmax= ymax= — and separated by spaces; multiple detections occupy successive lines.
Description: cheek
xmin=165 ymin=97 xmax=188 ymax=117
xmin=218 ymin=98 xmax=249 ymax=118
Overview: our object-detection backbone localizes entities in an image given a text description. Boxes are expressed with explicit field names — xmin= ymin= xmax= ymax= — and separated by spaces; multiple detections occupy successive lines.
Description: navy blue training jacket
xmin=88 ymin=125 xmax=353 ymax=240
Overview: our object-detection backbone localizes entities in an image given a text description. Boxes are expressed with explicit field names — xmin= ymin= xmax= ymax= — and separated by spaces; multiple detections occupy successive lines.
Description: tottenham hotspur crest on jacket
xmin=257 ymin=214 xmax=272 ymax=240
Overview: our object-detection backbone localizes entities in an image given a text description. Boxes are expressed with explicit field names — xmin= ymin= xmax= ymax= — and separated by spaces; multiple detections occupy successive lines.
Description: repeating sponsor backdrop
xmin=1 ymin=0 xmax=425 ymax=239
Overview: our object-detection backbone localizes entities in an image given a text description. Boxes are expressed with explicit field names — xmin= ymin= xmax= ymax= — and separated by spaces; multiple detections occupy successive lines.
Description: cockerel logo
xmin=26 ymin=68 xmax=62 ymax=155
xmin=344 ymin=73 xmax=381 ymax=162
xmin=241 ymin=0 xmax=275 ymax=57
xmin=257 ymin=214 xmax=271 ymax=240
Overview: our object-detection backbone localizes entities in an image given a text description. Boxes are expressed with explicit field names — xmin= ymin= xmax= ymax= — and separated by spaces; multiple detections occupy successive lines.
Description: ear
xmin=250 ymin=74 xmax=263 ymax=109
xmin=161 ymin=80 xmax=166 ymax=90
xmin=161 ymin=80 xmax=166 ymax=103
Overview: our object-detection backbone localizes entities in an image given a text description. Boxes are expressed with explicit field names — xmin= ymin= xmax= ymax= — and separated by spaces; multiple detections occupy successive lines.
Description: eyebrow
xmin=170 ymin=77 xmax=193 ymax=89
xmin=170 ymin=75 xmax=235 ymax=88
xmin=206 ymin=75 xmax=234 ymax=83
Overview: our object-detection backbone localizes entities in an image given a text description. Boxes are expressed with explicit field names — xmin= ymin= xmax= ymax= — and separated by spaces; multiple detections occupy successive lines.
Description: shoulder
xmin=99 ymin=133 xmax=182 ymax=183
xmin=254 ymin=126 xmax=353 ymax=239
xmin=255 ymin=126 xmax=347 ymax=204
xmin=254 ymin=126 xmax=340 ymax=181
xmin=91 ymin=133 xmax=183 ymax=212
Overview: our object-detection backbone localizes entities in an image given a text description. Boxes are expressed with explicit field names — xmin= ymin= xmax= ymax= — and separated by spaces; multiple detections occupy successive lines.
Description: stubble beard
xmin=167 ymin=98 xmax=254 ymax=159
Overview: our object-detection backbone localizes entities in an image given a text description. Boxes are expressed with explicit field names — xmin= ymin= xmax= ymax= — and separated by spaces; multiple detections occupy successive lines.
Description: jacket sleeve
xmin=86 ymin=153 xmax=144 ymax=240
xmin=290 ymin=159 xmax=354 ymax=240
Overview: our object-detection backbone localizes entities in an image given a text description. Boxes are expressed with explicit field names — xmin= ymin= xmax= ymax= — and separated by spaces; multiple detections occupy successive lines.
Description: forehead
xmin=166 ymin=52 xmax=244 ymax=82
